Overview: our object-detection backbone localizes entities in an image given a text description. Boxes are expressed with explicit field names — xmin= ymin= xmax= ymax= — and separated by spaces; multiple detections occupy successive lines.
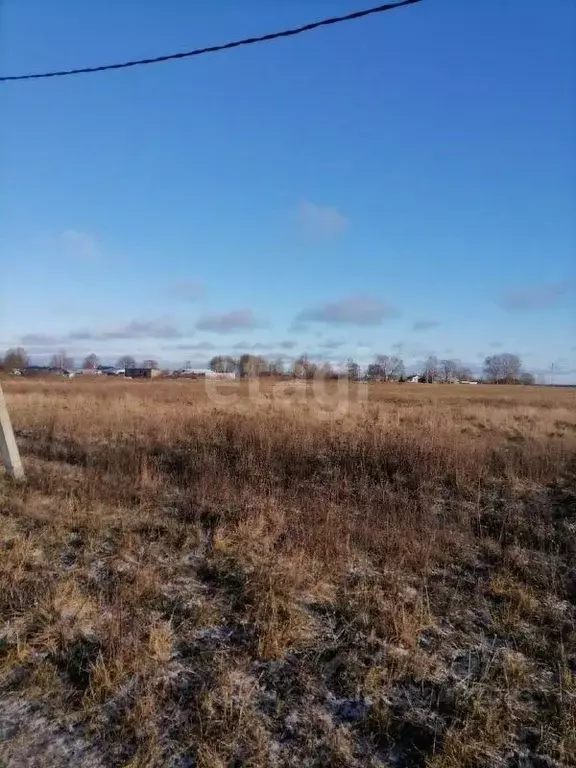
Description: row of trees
xmin=210 ymin=352 xmax=535 ymax=384
xmin=0 ymin=348 xmax=157 ymax=372
xmin=1 ymin=346 xmax=536 ymax=385
xmin=210 ymin=354 xmax=361 ymax=379
xmin=482 ymin=353 xmax=535 ymax=385
xmin=209 ymin=353 xmax=474 ymax=381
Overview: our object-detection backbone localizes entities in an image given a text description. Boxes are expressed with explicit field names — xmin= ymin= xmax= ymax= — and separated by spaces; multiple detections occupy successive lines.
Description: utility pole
xmin=0 ymin=384 xmax=24 ymax=479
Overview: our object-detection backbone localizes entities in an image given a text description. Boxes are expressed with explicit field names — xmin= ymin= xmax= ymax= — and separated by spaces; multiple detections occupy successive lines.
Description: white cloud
xmin=169 ymin=342 xmax=217 ymax=351
xmin=294 ymin=296 xmax=399 ymax=328
xmin=196 ymin=309 xmax=264 ymax=334
xmin=20 ymin=318 xmax=183 ymax=346
xmin=320 ymin=339 xmax=345 ymax=349
xmin=297 ymin=201 xmax=349 ymax=239
xmin=412 ymin=320 xmax=440 ymax=332
xmin=168 ymin=281 xmax=205 ymax=302
xmin=20 ymin=333 xmax=63 ymax=346
xmin=497 ymin=282 xmax=573 ymax=311
xmin=58 ymin=230 xmax=100 ymax=260
xmin=69 ymin=319 xmax=182 ymax=340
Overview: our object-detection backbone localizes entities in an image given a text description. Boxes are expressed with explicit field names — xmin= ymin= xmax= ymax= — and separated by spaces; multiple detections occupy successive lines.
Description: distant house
xmin=22 ymin=366 xmax=74 ymax=378
xmin=174 ymin=368 xmax=236 ymax=379
xmin=21 ymin=366 xmax=48 ymax=377
xmin=407 ymin=375 xmax=420 ymax=383
xmin=124 ymin=367 xmax=161 ymax=379
xmin=208 ymin=371 xmax=236 ymax=379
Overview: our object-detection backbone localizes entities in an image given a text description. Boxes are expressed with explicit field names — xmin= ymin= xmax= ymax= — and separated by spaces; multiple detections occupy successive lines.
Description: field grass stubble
xmin=0 ymin=378 xmax=575 ymax=767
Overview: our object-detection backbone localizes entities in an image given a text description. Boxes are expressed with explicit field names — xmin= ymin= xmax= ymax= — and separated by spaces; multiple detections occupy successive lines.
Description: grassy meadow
xmin=0 ymin=377 xmax=575 ymax=767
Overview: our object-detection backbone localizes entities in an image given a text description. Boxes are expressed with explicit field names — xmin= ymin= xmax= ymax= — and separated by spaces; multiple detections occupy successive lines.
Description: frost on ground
xmin=0 ymin=696 xmax=105 ymax=768
xmin=0 ymin=379 xmax=575 ymax=766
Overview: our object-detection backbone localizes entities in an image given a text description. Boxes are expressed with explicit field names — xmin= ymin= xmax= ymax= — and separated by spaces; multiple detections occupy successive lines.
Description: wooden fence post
xmin=0 ymin=383 xmax=24 ymax=479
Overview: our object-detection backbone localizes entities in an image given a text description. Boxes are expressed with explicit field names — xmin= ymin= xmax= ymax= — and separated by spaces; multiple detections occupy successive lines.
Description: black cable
xmin=0 ymin=0 xmax=422 ymax=83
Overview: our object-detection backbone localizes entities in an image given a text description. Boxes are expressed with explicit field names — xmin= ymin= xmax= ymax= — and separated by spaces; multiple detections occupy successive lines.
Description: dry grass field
xmin=0 ymin=378 xmax=575 ymax=767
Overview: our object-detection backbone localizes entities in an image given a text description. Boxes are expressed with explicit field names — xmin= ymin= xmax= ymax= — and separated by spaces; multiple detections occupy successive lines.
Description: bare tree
xmin=439 ymin=359 xmax=475 ymax=383
xmin=292 ymin=354 xmax=317 ymax=379
xmin=238 ymin=354 xmax=268 ymax=378
xmin=252 ymin=355 xmax=269 ymax=377
xmin=317 ymin=362 xmax=336 ymax=379
xmin=209 ymin=355 xmax=237 ymax=374
xmin=455 ymin=364 xmax=474 ymax=382
xmin=268 ymin=357 xmax=286 ymax=377
xmin=483 ymin=353 xmax=522 ymax=384
xmin=519 ymin=371 xmax=535 ymax=386
xmin=439 ymin=358 xmax=459 ymax=383
xmin=50 ymin=351 xmax=74 ymax=371
xmin=347 ymin=358 xmax=360 ymax=381
xmin=421 ymin=355 xmax=439 ymax=383
xmin=366 ymin=354 xmax=404 ymax=381
xmin=82 ymin=353 xmax=100 ymax=370
xmin=142 ymin=359 xmax=159 ymax=370
xmin=117 ymin=355 xmax=136 ymax=369
xmin=2 ymin=347 xmax=29 ymax=372
xmin=366 ymin=362 xmax=381 ymax=381
xmin=381 ymin=355 xmax=404 ymax=381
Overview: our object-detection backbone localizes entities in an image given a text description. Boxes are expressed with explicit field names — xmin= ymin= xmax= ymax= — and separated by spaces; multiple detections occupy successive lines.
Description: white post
xmin=0 ymin=383 xmax=24 ymax=479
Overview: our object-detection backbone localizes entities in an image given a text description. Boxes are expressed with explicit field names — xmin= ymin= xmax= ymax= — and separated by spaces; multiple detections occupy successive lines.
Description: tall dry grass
xmin=1 ymin=378 xmax=575 ymax=767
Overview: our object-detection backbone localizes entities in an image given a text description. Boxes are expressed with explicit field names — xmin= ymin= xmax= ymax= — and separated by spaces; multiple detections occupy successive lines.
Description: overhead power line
xmin=0 ymin=0 xmax=422 ymax=83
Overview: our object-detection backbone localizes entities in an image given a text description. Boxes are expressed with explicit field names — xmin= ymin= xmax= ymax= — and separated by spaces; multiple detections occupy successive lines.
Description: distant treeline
xmin=1 ymin=347 xmax=537 ymax=385
xmin=209 ymin=352 xmax=534 ymax=384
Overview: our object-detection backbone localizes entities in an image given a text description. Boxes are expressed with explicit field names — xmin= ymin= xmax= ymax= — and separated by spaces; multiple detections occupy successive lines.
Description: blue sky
xmin=1 ymin=0 xmax=574 ymax=379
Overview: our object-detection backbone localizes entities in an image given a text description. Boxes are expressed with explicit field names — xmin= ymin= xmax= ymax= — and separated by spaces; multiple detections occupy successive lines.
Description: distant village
xmin=1 ymin=347 xmax=543 ymax=385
